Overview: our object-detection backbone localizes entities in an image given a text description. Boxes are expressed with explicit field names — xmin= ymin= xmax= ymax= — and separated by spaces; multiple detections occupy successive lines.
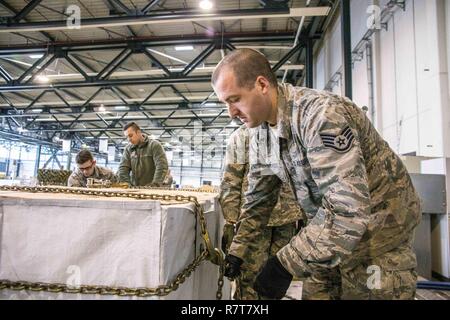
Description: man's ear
xmin=255 ymin=76 xmax=270 ymax=94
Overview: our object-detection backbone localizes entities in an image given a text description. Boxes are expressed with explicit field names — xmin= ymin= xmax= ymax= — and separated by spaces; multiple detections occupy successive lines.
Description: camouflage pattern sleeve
xmin=227 ymin=127 xmax=282 ymax=259
xmin=228 ymin=170 xmax=282 ymax=259
xmin=67 ymin=171 xmax=84 ymax=187
xmin=277 ymin=97 xmax=371 ymax=278
xmin=219 ymin=163 xmax=246 ymax=224
xmin=105 ymin=169 xmax=118 ymax=183
xmin=219 ymin=127 xmax=248 ymax=224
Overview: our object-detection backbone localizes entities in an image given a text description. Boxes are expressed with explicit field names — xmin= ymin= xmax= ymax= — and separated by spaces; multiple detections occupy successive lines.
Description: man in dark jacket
xmin=118 ymin=122 xmax=168 ymax=187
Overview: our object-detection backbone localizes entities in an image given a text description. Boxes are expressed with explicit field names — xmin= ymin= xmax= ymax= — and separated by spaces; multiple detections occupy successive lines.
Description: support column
xmin=341 ymin=0 xmax=352 ymax=99
xmin=34 ymin=144 xmax=41 ymax=176
xmin=200 ymin=148 xmax=204 ymax=186
xmin=306 ymin=39 xmax=314 ymax=88
xmin=66 ymin=152 xmax=72 ymax=170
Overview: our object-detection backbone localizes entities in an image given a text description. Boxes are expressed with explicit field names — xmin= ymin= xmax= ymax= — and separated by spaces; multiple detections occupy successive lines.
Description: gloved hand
xmin=224 ymin=254 xmax=243 ymax=279
xmin=221 ymin=223 xmax=235 ymax=254
xmin=254 ymin=256 xmax=293 ymax=300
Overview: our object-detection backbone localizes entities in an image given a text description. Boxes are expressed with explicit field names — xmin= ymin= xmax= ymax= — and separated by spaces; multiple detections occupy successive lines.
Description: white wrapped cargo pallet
xmin=0 ymin=188 xmax=230 ymax=300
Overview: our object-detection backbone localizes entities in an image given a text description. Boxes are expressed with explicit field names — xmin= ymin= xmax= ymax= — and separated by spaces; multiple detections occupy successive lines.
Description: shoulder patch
xmin=320 ymin=126 xmax=355 ymax=153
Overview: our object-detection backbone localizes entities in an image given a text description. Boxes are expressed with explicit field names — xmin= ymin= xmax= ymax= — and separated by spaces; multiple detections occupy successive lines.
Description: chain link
xmin=0 ymin=185 xmax=224 ymax=299
xmin=132 ymin=185 xmax=219 ymax=194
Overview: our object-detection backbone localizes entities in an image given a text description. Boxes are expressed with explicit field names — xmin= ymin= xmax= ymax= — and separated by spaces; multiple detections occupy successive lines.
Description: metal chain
xmin=216 ymin=261 xmax=225 ymax=300
xmin=0 ymin=251 xmax=208 ymax=297
xmin=0 ymin=185 xmax=224 ymax=299
xmin=133 ymin=185 xmax=219 ymax=194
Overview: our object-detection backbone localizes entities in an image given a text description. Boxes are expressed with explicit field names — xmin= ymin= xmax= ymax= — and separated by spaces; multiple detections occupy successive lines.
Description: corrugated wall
xmin=314 ymin=0 xmax=450 ymax=158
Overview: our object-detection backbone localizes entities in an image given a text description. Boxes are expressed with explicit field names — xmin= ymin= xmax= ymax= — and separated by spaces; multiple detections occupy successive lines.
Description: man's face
xmin=124 ymin=127 xmax=141 ymax=145
xmin=78 ymin=159 xmax=96 ymax=177
xmin=213 ymin=68 xmax=272 ymax=128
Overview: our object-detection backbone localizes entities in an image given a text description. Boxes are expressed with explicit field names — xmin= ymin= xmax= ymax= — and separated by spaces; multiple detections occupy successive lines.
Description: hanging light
xmin=175 ymin=45 xmax=194 ymax=51
xmin=199 ymin=0 xmax=213 ymax=10
xmin=98 ymin=88 xmax=107 ymax=113
xmin=29 ymin=54 xmax=44 ymax=59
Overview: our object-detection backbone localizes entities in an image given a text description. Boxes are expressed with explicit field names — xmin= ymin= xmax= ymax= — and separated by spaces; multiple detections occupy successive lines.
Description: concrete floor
xmin=416 ymin=289 xmax=450 ymax=300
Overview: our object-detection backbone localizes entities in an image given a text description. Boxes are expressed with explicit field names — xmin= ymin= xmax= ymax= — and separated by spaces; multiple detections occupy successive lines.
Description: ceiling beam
xmin=0 ymin=7 xmax=330 ymax=33
xmin=25 ymin=124 xmax=240 ymax=133
xmin=0 ymin=31 xmax=312 ymax=54
xmin=31 ymin=113 xmax=230 ymax=123
xmin=0 ymin=75 xmax=211 ymax=91
xmin=0 ymin=0 xmax=54 ymax=41
xmin=11 ymin=0 xmax=43 ymax=23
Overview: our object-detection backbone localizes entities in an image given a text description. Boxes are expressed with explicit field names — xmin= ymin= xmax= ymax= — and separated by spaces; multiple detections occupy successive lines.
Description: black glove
xmin=221 ymin=223 xmax=235 ymax=254
xmin=254 ymin=256 xmax=293 ymax=300
xmin=224 ymin=254 xmax=243 ymax=279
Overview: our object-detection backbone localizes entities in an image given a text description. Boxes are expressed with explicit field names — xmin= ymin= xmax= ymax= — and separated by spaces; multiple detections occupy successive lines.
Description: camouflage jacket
xmin=219 ymin=125 xmax=304 ymax=227
xmin=118 ymin=135 xmax=168 ymax=187
xmin=67 ymin=165 xmax=117 ymax=187
xmin=228 ymin=84 xmax=421 ymax=278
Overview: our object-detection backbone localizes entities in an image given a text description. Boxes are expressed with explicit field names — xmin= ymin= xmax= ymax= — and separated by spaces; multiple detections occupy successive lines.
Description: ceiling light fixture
xmin=199 ymin=0 xmax=213 ymax=10
xmin=98 ymin=88 xmax=107 ymax=113
xmin=175 ymin=45 xmax=194 ymax=51
xmin=29 ymin=54 xmax=44 ymax=59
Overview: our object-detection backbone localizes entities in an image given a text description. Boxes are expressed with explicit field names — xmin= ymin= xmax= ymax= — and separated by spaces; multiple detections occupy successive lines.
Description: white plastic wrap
xmin=0 ymin=190 xmax=228 ymax=300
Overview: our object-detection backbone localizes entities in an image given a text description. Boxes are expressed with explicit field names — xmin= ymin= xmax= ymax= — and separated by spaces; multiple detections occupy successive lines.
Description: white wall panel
xmin=315 ymin=47 xmax=326 ymax=90
xmin=379 ymin=0 xmax=391 ymax=8
xmin=414 ymin=0 xmax=449 ymax=157
xmin=352 ymin=51 xmax=370 ymax=111
xmin=312 ymin=0 xmax=449 ymax=157
xmin=399 ymin=116 xmax=419 ymax=154
xmin=328 ymin=19 xmax=343 ymax=78
xmin=393 ymin=0 xmax=419 ymax=153
xmin=313 ymin=13 xmax=342 ymax=92
xmin=350 ymin=0 xmax=372 ymax=49
xmin=379 ymin=20 xmax=397 ymax=148
xmin=381 ymin=125 xmax=398 ymax=151
xmin=394 ymin=1 xmax=418 ymax=120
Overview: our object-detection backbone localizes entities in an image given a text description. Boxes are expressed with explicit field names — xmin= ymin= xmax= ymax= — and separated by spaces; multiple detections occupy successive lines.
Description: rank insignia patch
xmin=320 ymin=126 xmax=355 ymax=153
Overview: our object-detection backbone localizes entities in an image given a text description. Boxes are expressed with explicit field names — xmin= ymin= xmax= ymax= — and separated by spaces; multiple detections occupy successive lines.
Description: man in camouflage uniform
xmin=212 ymin=49 xmax=421 ymax=300
xmin=68 ymin=150 xmax=117 ymax=187
xmin=220 ymin=124 xmax=304 ymax=300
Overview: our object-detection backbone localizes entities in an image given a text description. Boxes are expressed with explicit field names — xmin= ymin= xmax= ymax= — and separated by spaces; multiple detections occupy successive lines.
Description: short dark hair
xmin=76 ymin=149 xmax=94 ymax=164
xmin=123 ymin=122 xmax=141 ymax=132
xmin=212 ymin=48 xmax=278 ymax=89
